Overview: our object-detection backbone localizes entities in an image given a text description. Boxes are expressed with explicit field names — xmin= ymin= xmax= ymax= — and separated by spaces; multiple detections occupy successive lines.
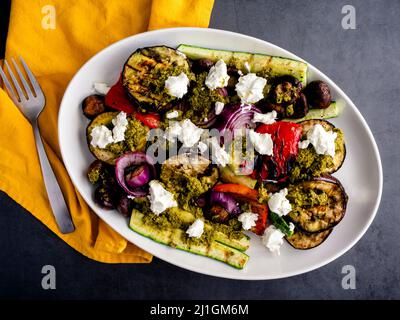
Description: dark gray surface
xmin=0 ymin=0 xmax=398 ymax=299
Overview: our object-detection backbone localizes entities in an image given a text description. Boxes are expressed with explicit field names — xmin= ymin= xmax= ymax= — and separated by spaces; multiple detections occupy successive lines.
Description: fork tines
xmin=0 ymin=57 xmax=43 ymax=105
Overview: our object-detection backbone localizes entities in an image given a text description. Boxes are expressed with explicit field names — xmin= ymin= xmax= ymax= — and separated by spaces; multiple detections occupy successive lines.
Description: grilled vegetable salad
xmin=81 ymin=45 xmax=348 ymax=269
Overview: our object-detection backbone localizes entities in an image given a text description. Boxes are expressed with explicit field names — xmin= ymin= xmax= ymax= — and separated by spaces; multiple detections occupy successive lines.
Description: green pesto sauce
xmin=212 ymin=219 xmax=243 ymax=240
xmin=184 ymin=72 xmax=228 ymax=125
xmin=87 ymin=167 xmax=102 ymax=185
xmin=143 ymin=64 xmax=188 ymax=96
xmin=142 ymin=209 xmax=187 ymax=230
xmin=139 ymin=63 xmax=192 ymax=108
xmin=160 ymin=165 xmax=218 ymax=214
xmin=135 ymin=197 xmax=244 ymax=246
xmin=287 ymin=185 xmax=330 ymax=207
xmin=257 ymin=184 xmax=270 ymax=204
xmin=290 ymin=128 xmax=343 ymax=181
xmin=87 ymin=166 xmax=110 ymax=185
xmin=106 ymin=117 xmax=149 ymax=154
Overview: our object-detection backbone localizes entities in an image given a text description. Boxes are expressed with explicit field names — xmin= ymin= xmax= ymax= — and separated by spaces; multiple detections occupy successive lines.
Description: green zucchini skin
xmin=177 ymin=44 xmax=308 ymax=85
xmin=122 ymin=46 xmax=191 ymax=112
xmin=283 ymin=101 xmax=340 ymax=123
xmin=270 ymin=212 xmax=294 ymax=237
xmin=129 ymin=210 xmax=249 ymax=269
xmin=166 ymin=207 xmax=250 ymax=252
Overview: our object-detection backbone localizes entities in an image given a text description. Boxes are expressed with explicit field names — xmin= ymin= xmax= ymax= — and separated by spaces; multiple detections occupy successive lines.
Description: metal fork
xmin=0 ymin=57 xmax=75 ymax=234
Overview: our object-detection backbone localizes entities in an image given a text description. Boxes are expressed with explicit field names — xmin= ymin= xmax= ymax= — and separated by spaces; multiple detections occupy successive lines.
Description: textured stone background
xmin=0 ymin=0 xmax=398 ymax=299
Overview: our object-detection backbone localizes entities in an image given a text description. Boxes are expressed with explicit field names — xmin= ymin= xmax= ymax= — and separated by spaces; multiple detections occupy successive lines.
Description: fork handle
xmin=33 ymin=121 xmax=75 ymax=234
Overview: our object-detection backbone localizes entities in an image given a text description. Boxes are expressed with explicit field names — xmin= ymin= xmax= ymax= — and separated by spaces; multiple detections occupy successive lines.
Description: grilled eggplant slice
xmin=287 ymin=179 xmax=348 ymax=233
xmin=300 ymin=119 xmax=346 ymax=174
xmin=122 ymin=46 xmax=191 ymax=111
xmin=286 ymin=228 xmax=332 ymax=249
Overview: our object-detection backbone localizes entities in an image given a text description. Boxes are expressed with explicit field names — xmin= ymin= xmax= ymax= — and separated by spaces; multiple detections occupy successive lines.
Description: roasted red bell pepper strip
xmin=256 ymin=121 xmax=302 ymax=181
xmin=105 ymin=79 xmax=160 ymax=128
xmin=248 ymin=201 xmax=268 ymax=235
xmin=212 ymin=183 xmax=258 ymax=201
xmin=105 ymin=79 xmax=135 ymax=114
xmin=134 ymin=112 xmax=160 ymax=129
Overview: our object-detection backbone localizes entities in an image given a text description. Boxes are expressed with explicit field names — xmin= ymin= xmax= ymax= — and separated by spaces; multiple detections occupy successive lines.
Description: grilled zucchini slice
xmin=129 ymin=209 xmax=249 ymax=269
xmin=287 ymin=179 xmax=348 ymax=233
xmin=177 ymin=44 xmax=308 ymax=85
xmin=286 ymin=228 xmax=332 ymax=249
xmin=122 ymin=46 xmax=191 ymax=111
xmin=300 ymin=119 xmax=346 ymax=174
xmin=283 ymin=101 xmax=339 ymax=122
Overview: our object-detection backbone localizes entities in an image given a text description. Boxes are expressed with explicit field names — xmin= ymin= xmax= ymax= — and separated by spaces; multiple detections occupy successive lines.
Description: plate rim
xmin=58 ymin=27 xmax=383 ymax=280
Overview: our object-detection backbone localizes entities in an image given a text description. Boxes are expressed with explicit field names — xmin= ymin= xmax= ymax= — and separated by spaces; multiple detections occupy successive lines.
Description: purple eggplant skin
xmin=314 ymin=174 xmax=344 ymax=187
xmin=287 ymin=178 xmax=348 ymax=233
xmin=286 ymin=228 xmax=332 ymax=250
xmin=299 ymin=119 xmax=347 ymax=174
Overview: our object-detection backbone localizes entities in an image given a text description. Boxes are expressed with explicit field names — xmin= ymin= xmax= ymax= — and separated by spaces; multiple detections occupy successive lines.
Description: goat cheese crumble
xmin=252 ymin=110 xmax=277 ymax=124
xmin=205 ymin=59 xmax=230 ymax=90
xmin=90 ymin=112 xmax=128 ymax=148
xmin=111 ymin=111 xmax=129 ymax=143
xmin=215 ymin=101 xmax=225 ymax=115
xmin=180 ymin=119 xmax=204 ymax=148
xmin=235 ymin=73 xmax=267 ymax=104
xmin=207 ymin=137 xmax=230 ymax=167
xmin=90 ymin=125 xmax=114 ymax=149
xmin=165 ymin=72 xmax=189 ymax=98
xmin=268 ymin=188 xmax=292 ymax=217
xmin=298 ymin=124 xmax=337 ymax=158
xmin=164 ymin=119 xmax=204 ymax=148
xmin=249 ymin=130 xmax=274 ymax=155
xmin=186 ymin=219 xmax=204 ymax=238
xmin=261 ymin=225 xmax=285 ymax=255
xmin=149 ymin=180 xmax=177 ymax=215
xmin=238 ymin=212 xmax=258 ymax=230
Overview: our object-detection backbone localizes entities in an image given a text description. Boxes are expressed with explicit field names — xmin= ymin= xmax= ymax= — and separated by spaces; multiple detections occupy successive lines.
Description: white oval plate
xmin=59 ymin=28 xmax=382 ymax=280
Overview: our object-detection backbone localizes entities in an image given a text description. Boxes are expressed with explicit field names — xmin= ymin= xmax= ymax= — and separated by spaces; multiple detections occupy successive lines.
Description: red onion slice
xmin=115 ymin=152 xmax=156 ymax=197
xmin=216 ymin=103 xmax=261 ymax=140
xmin=210 ymin=191 xmax=241 ymax=215
xmin=125 ymin=164 xmax=151 ymax=188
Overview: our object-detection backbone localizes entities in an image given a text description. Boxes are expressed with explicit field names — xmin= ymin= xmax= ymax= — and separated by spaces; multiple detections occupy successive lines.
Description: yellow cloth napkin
xmin=0 ymin=0 xmax=214 ymax=263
